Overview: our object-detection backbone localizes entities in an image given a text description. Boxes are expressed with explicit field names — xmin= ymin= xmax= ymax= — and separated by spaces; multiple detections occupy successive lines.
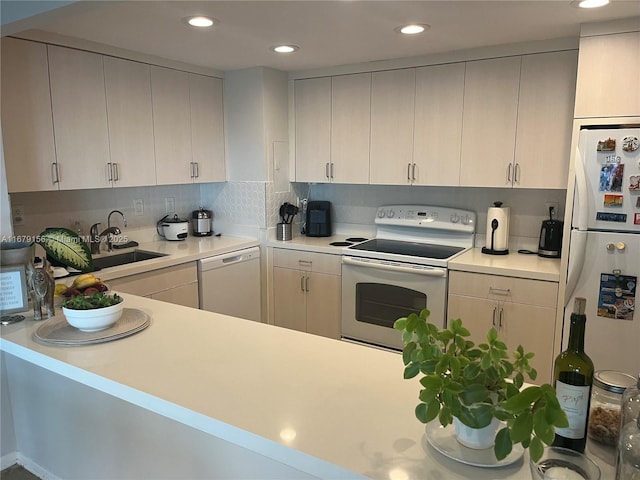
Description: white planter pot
xmin=453 ymin=417 xmax=500 ymax=450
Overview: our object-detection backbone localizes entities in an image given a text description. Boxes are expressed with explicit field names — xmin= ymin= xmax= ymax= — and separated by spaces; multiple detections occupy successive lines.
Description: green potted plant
xmin=393 ymin=309 xmax=568 ymax=462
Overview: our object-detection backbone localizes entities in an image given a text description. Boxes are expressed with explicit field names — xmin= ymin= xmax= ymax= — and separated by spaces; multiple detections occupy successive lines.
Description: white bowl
xmin=62 ymin=300 xmax=124 ymax=332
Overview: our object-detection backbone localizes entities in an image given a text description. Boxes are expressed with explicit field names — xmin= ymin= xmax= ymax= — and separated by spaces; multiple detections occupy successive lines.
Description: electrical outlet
xmin=12 ymin=205 xmax=25 ymax=226
xmin=545 ymin=201 xmax=559 ymax=218
xmin=165 ymin=197 xmax=175 ymax=214
xmin=133 ymin=199 xmax=144 ymax=216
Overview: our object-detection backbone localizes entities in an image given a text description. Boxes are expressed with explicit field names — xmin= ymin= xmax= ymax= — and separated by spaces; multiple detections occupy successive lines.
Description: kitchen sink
xmin=92 ymin=250 xmax=168 ymax=269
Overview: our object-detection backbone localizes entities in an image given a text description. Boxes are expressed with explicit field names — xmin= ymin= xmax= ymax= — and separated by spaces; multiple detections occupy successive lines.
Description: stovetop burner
xmin=345 ymin=237 xmax=368 ymax=243
xmin=347 ymin=238 xmax=464 ymax=260
xmin=330 ymin=241 xmax=353 ymax=247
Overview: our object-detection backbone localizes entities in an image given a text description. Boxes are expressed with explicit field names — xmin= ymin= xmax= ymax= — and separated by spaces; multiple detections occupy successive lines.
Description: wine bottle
xmin=552 ymin=297 xmax=594 ymax=453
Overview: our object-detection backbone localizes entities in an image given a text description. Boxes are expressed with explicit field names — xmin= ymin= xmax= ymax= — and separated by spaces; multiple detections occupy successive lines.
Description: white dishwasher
xmin=197 ymin=247 xmax=261 ymax=322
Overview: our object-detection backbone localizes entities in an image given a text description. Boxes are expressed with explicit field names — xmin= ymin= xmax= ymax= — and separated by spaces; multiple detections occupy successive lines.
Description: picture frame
xmin=0 ymin=264 xmax=29 ymax=315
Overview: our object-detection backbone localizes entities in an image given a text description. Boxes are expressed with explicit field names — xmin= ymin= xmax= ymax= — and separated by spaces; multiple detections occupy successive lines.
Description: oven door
xmin=341 ymin=256 xmax=447 ymax=350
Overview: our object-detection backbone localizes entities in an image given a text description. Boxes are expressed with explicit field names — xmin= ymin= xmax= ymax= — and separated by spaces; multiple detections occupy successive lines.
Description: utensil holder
xmin=276 ymin=223 xmax=292 ymax=241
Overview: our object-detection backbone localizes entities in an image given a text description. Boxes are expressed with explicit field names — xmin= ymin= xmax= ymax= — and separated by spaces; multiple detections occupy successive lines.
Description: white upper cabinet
xmin=514 ymin=51 xmax=578 ymax=189
xmin=459 ymin=56 xmax=522 ymax=188
xmin=330 ymin=73 xmax=371 ymax=184
xmin=369 ymin=68 xmax=416 ymax=185
xmin=574 ymin=31 xmax=640 ymax=119
xmin=1 ymin=38 xmax=57 ymax=193
xmin=151 ymin=66 xmax=193 ymax=185
xmin=294 ymin=77 xmax=331 ymax=182
xmin=103 ymin=56 xmax=157 ymax=187
xmin=48 ymin=45 xmax=111 ymax=190
xmin=413 ymin=63 xmax=465 ymax=186
xmin=189 ymin=74 xmax=226 ymax=183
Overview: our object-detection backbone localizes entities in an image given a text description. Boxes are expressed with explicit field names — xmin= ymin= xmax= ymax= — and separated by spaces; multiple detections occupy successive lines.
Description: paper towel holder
xmin=481 ymin=201 xmax=510 ymax=255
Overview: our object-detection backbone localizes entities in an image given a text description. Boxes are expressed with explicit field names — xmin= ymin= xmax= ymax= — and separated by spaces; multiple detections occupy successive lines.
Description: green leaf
xmin=444 ymin=381 xmax=464 ymax=394
xmin=487 ymin=327 xmax=498 ymax=343
xmin=402 ymin=342 xmax=417 ymax=365
xmin=534 ymin=409 xmax=555 ymax=445
xmin=420 ymin=375 xmax=443 ymax=391
xmin=458 ymin=404 xmax=494 ymax=428
xmin=393 ymin=317 xmax=407 ymax=330
xmin=36 ymin=228 xmax=93 ymax=272
xmin=494 ymin=427 xmax=512 ymax=461
xmin=439 ymin=405 xmax=453 ymax=426
xmin=403 ymin=363 xmax=420 ymax=379
xmin=460 ymin=384 xmax=489 ymax=405
xmin=416 ymin=400 xmax=440 ymax=424
xmin=502 ymin=386 xmax=542 ymax=412
xmin=529 ymin=436 xmax=545 ymax=463
xmin=510 ymin=411 xmax=533 ymax=443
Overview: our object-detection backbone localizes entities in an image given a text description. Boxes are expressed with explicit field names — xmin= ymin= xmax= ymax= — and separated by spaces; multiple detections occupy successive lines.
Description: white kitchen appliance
xmin=565 ymin=125 xmax=640 ymax=375
xmin=157 ymin=214 xmax=189 ymax=241
xmin=198 ymin=247 xmax=261 ymax=322
xmin=341 ymin=205 xmax=476 ymax=350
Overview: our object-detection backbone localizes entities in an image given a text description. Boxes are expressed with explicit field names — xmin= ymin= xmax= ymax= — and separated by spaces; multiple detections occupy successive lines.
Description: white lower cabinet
xmin=107 ymin=263 xmax=199 ymax=309
xmin=272 ymin=248 xmax=341 ymax=339
xmin=447 ymin=271 xmax=558 ymax=383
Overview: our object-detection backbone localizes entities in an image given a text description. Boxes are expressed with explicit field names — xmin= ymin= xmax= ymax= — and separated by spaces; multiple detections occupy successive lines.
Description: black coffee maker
xmin=538 ymin=206 xmax=563 ymax=258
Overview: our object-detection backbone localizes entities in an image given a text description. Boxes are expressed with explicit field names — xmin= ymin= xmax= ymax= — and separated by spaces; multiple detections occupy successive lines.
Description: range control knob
xmin=450 ymin=213 xmax=460 ymax=223
xmin=387 ymin=209 xmax=395 ymax=218
xmin=461 ymin=214 xmax=470 ymax=225
xmin=377 ymin=210 xmax=386 ymax=218
xmin=617 ymin=242 xmax=626 ymax=251
xmin=606 ymin=243 xmax=615 ymax=251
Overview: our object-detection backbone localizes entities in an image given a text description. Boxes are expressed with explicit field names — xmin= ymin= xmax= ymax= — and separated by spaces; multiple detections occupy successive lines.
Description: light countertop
xmin=449 ymin=248 xmax=562 ymax=282
xmin=0 ymin=295 xmax=614 ymax=479
xmin=78 ymin=235 xmax=259 ymax=281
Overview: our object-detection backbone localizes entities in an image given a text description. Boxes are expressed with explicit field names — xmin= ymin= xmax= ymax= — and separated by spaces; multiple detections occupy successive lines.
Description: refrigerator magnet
xmin=635 ymin=213 xmax=640 ymax=225
xmin=630 ymin=175 xmax=640 ymax=191
xmin=622 ymin=135 xmax=639 ymax=152
xmin=597 ymin=138 xmax=616 ymax=151
xmin=604 ymin=194 xmax=624 ymax=207
xmin=597 ymin=273 xmax=636 ymax=321
xmin=599 ymin=163 xmax=624 ymax=192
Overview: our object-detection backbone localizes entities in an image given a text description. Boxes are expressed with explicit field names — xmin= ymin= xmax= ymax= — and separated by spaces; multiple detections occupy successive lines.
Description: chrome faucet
xmin=89 ymin=222 xmax=121 ymax=254
xmin=107 ymin=210 xmax=127 ymax=252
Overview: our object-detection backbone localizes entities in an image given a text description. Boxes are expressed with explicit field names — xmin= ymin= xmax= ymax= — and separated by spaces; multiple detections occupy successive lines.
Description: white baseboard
xmin=0 ymin=451 xmax=18 ymax=470
xmin=9 ymin=453 xmax=62 ymax=480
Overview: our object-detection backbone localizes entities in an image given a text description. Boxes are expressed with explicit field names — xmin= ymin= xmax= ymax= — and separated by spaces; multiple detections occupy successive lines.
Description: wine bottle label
xmin=555 ymin=381 xmax=590 ymax=439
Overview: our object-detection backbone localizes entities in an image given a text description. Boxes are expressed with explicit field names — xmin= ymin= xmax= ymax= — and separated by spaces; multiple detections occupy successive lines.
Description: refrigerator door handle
xmin=564 ymin=229 xmax=588 ymax=307
xmin=574 ymin=146 xmax=589 ymax=231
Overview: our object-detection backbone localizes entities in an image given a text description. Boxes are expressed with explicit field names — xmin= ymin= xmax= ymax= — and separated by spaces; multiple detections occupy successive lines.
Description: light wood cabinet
xmin=514 ymin=51 xmax=578 ymax=189
xmin=103 ymin=56 xmax=157 ymax=187
xmin=294 ymin=77 xmax=332 ymax=182
xmin=189 ymin=74 xmax=226 ymax=183
xmin=413 ymin=63 xmax=465 ymax=186
xmin=151 ymin=66 xmax=193 ymax=185
xmin=447 ymin=270 xmax=558 ymax=383
xmin=369 ymin=68 xmax=416 ymax=185
xmin=574 ymin=31 xmax=640 ymax=119
xmin=330 ymin=73 xmax=371 ymax=183
xmin=459 ymin=56 xmax=522 ymax=188
xmin=272 ymin=248 xmax=341 ymax=339
xmin=48 ymin=45 xmax=111 ymax=190
xmin=1 ymin=38 xmax=57 ymax=193
xmin=108 ymin=262 xmax=199 ymax=309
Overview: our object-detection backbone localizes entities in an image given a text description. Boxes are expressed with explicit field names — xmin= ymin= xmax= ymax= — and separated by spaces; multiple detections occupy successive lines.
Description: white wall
xmin=1 ymin=126 xmax=14 ymax=239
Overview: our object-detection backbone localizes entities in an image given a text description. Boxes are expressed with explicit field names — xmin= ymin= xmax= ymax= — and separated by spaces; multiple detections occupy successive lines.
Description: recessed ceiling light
xmin=395 ymin=24 xmax=430 ymax=35
xmin=271 ymin=45 xmax=300 ymax=54
xmin=183 ymin=16 xmax=216 ymax=28
xmin=575 ymin=0 xmax=609 ymax=7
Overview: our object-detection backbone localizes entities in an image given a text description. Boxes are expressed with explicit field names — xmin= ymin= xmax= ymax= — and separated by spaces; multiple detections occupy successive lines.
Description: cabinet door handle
xmin=498 ymin=307 xmax=504 ymax=328
xmin=514 ymin=163 xmax=520 ymax=183
xmin=305 ymin=276 xmax=310 ymax=292
xmin=194 ymin=162 xmax=199 ymax=178
xmin=330 ymin=162 xmax=334 ymax=180
xmin=107 ymin=163 xmax=113 ymax=182
xmin=412 ymin=163 xmax=417 ymax=182
xmin=492 ymin=306 xmax=497 ymax=326
xmin=507 ymin=163 xmax=512 ymax=183
xmin=298 ymin=260 xmax=312 ymax=267
xmin=489 ymin=287 xmax=511 ymax=296
xmin=113 ymin=162 xmax=119 ymax=182
xmin=325 ymin=163 xmax=330 ymax=180
xmin=300 ymin=276 xmax=305 ymax=292
xmin=51 ymin=163 xmax=60 ymax=184
xmin=407 ymin=163 xmax=412 ymax=182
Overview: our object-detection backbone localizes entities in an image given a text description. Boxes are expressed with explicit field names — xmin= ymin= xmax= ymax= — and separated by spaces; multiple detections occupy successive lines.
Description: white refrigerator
xmin=565 ymin=126 xmax=640 ymax=376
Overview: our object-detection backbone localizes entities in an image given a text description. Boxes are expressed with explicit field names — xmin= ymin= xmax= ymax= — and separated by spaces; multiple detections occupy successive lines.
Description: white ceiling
xmin=8 ymin=1 xmax=640 ymax=72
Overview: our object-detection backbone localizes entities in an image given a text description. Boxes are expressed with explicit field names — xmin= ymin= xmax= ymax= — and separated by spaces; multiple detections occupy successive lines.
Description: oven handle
xmin=342 ymin=256 xmax=447 ymax=277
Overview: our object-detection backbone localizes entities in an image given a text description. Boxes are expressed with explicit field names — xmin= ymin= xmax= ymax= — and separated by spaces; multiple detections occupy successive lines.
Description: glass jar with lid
xmin=587 ymin=370 xmax=636 ymax=445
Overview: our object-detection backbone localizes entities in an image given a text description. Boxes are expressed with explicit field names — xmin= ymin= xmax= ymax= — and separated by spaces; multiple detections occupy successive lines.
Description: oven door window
xmin=355 ymin=282 xmax=427 ymax=328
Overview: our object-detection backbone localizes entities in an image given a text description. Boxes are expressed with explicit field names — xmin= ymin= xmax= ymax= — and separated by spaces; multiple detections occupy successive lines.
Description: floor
xmin=0 ymin=465 xmax=40 ymax=480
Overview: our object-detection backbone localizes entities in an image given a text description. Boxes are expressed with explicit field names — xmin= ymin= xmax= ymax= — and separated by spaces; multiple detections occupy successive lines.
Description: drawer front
xmin=109 ymin=262 xmax=198 ymax=297
xmin=273 ymin=248 xmax=341 ymax=275
xmin=448 ymin=271 xmax=557 ymax=308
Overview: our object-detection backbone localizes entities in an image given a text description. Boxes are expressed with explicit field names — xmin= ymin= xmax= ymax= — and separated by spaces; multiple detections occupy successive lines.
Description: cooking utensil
xmin=278 ymin=203 xmax=299 ymax=224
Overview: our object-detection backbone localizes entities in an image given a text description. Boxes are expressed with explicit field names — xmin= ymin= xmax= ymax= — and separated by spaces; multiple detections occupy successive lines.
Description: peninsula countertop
xmin=0 ymin=295 xmax=614 ymax=479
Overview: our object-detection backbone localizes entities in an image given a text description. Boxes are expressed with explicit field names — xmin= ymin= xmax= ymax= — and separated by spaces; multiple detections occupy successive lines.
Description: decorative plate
xmin=424 ymin=421 xmax=525 ymax=468
xmin=622 ymin=136 xmax=639 ymax=152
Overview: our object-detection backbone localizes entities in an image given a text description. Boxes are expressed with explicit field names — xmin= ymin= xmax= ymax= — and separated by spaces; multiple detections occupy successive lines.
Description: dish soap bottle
xmin=553 ymin=297 xmax=594 ymax=453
